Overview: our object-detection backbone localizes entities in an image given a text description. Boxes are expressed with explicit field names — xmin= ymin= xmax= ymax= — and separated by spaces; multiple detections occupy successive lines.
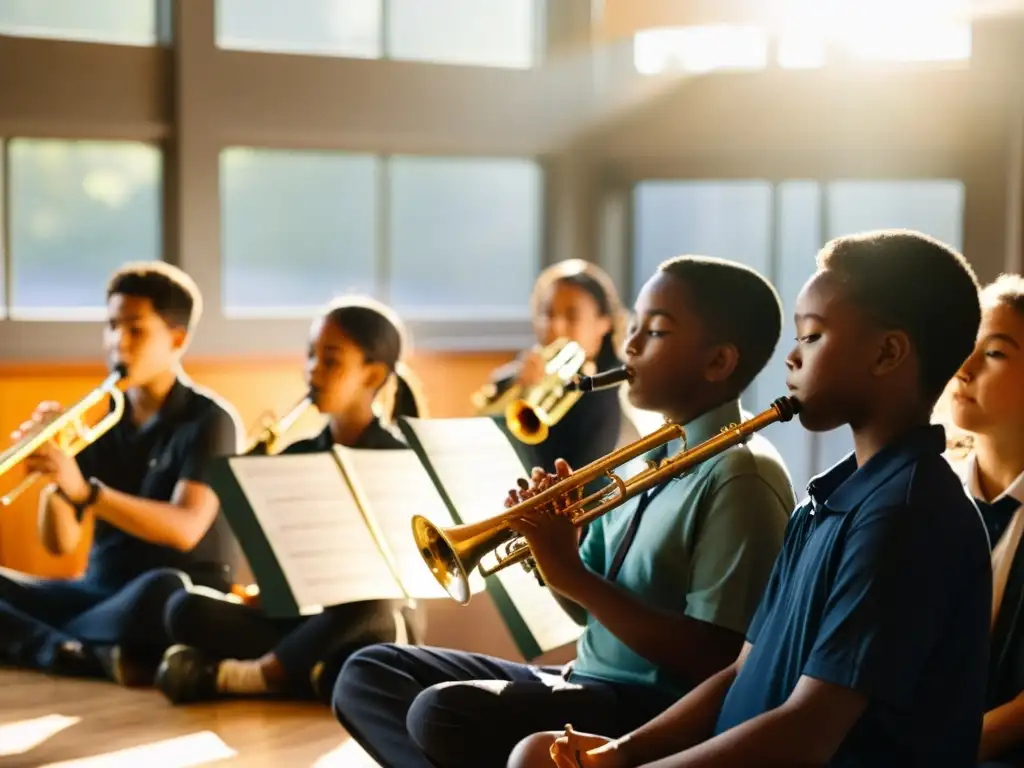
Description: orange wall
xmin=0 ymin=351 xmax=510 ymax=578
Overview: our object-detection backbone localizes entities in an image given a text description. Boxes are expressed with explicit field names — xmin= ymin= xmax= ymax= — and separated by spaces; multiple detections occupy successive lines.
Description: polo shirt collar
xmin=808 ymin=424 xmax=947 ymax=515
xmin=964 ymin=453 xmax=1024 ymax=506
xmin=123 ymin=377 xmax=191 ymax=434
xmin=667 ymin=399 xmax=743 ymax=458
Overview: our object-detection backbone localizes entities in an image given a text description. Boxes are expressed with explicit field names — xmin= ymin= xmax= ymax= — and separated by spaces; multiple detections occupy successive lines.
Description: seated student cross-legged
xmin=523 ymin=229 xmax=990 ymax=768
xmin=944 ymin=275 xmax=1024 ymax=768
xmin=157 ymin=297 xmax=426 ymax=705
xmin=333 ymin=256 xmax=797 ymax=768
xmin=0 ymin=262 xmax=239 ymax=685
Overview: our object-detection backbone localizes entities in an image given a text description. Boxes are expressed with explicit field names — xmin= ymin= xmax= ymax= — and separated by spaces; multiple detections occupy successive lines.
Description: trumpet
xmin=0 ymin=365 xmax=128 ymax=507
xmin=245 ymin=393 xmax=314 ymax=455
xmin=413 ymin=393 xmax=801 ymax=605
xmin=472 ymin=338 xmax=601 ymax=446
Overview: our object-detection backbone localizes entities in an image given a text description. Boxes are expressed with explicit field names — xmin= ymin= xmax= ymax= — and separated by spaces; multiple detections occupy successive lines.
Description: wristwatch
xmin=57 ymin=478 xmax=102 ymax=514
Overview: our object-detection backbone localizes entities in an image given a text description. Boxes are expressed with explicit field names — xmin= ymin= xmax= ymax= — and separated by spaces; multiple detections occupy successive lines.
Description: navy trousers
xmin=164 ymin=587 xmax=420 ymax=699
xmin=0 ymin=566 xmax=189 ymax=671
xmin=332 ymin=643 xmax=678 ymax=768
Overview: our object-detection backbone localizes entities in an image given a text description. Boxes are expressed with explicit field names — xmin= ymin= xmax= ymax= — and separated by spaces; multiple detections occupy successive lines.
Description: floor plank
xmin=0 ymin=669 xmax=379 ymax=767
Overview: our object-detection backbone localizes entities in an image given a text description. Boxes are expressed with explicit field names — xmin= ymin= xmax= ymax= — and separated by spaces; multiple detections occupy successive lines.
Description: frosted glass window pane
xmin=388 ymin=157 xmax=541 ymax=318
xmin=9 ymin=139 xmax=162 ymax=319
xmin=827 ymin=179 xmax=965 ymax=249
xmin=216 ymin=0 xmax=381 ymax=58
xmin=221 ymin=148 xmax=378 ymax=317
xmin=632 ymin=181 xmax=773 ymax=297
xmin=388 ymin=0 xmax=536 ymax=68
xmin=0 ymin=0 xmax=157 ymax=45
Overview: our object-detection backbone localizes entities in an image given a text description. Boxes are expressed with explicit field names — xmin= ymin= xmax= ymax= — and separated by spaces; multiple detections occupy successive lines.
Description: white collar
xmin=964 ymin=453 xmax=1024 ymax=505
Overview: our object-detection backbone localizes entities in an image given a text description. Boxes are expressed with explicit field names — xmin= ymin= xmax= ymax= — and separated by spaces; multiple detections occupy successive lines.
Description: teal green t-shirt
xmin=573 ymin=399 xmax=796 ymax=697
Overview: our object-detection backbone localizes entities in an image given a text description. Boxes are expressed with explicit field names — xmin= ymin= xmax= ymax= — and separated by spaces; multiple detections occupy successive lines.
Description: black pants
xmin=0 ymin=566 xmax=189 ymax=671
xmin=332 ymin=643 xmax=678 ymax=768
xmin=164 ymin=586 xmax=421 ymax=699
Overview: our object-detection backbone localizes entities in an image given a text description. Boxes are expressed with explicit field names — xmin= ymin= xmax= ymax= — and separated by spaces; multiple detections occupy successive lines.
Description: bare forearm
xmin=637 ymin=704 xmax=831 ymax=768
xmin=565 ymin=569 xmax=741 ymax=682
xmin=37 ymin=487 xmax=84 ymax=556
xmin=617 ymin=664 xmax=737 ymax=766
xmin=91 ymin=486 xmax=200 ymax=551
xmin=980 ymin=696 xmax=1024 ymax=762
xmin=552 ymin=590 xmax=588 ymax=626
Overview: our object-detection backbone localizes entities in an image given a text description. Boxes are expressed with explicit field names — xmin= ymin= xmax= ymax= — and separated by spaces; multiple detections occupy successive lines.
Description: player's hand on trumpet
xmin=10 ymin=401 xmax=64 ymax=443
xmin=550 ymin=726 xmax=624 ymax=768
xmin=504 ymin=459 xmax=588 ymax=596
xmin=12 ymin=401 xmax=90 ymax=505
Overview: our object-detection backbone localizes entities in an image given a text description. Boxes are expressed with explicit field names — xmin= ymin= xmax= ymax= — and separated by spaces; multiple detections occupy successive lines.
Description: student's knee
xmin=162 ymin=587 xmax=207 ymax=644
xmin=508 ymin=731 xmax=559 ymax=768
xmin=331 ymin=643 xmax=404 ymax=728
xmin=406 ymin=680 xmax=504 ymax=764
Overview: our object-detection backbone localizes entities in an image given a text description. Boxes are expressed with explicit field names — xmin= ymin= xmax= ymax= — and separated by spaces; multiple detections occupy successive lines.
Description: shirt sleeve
xmin=180 ymin=407 xmax=240 ymax=486
xmin=684 ymin=473 xmax=790 ymax=635
xmin=802 ymin=504 xmax=947 ymax=709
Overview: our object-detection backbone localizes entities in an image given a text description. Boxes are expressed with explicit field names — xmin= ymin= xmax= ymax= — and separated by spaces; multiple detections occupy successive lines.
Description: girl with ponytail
xmin=156 ymin=296 xmax=425 ymax=707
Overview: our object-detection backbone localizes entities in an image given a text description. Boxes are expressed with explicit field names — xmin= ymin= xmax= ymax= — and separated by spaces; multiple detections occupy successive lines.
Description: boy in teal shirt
xmin=332 ymin=256 xmax=797 ymax=768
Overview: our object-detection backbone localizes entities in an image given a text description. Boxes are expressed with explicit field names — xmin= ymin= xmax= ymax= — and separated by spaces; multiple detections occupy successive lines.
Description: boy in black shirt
xmin=0 ymin=262 xmax=239 ymax=684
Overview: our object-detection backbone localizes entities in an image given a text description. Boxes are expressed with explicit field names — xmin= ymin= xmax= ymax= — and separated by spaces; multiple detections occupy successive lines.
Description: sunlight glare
xmin=39 ymin=731 xmax=237 ymax=768
xmin=0 ymin=714 xmax=82 ymax=757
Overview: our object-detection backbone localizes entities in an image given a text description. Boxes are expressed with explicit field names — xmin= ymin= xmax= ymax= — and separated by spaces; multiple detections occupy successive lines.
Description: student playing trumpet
xmin=156 ymin=296 xmax=426 ymax=704
xmin=333 ymin=256 xmax=795 ymax=768
xmin=480 ymin=259 xmax=629 ymax=474
xmin=0 ymin=262 xmax=239 ymax=685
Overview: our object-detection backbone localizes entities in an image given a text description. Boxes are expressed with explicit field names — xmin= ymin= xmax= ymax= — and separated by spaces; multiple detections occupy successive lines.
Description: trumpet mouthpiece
xmin=567 ymin=367 xmax=632 ymax=393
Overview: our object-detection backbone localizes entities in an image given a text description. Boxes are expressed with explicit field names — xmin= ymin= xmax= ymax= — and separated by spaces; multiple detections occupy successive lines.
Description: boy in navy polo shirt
xmin=536 ymin=230 xmax=989 ymax=768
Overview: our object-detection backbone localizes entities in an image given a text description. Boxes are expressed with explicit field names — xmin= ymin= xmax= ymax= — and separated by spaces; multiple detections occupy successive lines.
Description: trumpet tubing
xmin=245 ymin=394 xmax=314 ymax=455
xmin=0 ymin=366 xmax=128 ymax=507
xmin=413 ymin=395 xmax=801 ymax=605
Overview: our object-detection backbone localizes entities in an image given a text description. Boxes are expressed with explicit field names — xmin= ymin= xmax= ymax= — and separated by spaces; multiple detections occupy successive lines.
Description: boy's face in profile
xmin=624 ymin=272 xmax=731 ymax=419
xmin=786 ymin=270 xmax=885 ymax=431
xmin=103 ymin=294 xmax=186 ymax=388
xmin=951 ymin=301 xmax=1024 ymax=439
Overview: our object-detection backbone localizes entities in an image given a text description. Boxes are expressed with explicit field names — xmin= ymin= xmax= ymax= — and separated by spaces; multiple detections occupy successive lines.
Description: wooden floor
xmin=0 ymin=669 xmax=380 ymax=767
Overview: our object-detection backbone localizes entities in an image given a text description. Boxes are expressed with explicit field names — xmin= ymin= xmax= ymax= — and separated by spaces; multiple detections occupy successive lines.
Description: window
xmin=632 ymin=180 xmax=773 ymax=297
xmin=779 ymin=0 xmax=971 ymax=66
xmin=388 ymin=157 xmax=542 ymax=318
xmin=8 ymin=139 xmax=162 ymax=319
xmin=634 ymin=26 xmax=768 ymax=75
xmin=0 ymin=0 xmax=157 ymax=46
xmin=827 ymin=179 xmax=965 ymax=247
xmin=215 ymin=0 xmax=537 ymax=68
xmin=215 ymin=0 xmax=381 ymax=59
xmin=388 ymin=0 xmax=536 ymax=69
xmin=220 ymin=148 xmax=379 ymax=317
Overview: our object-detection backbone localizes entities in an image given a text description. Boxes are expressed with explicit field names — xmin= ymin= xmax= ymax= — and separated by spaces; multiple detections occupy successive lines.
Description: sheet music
xmin=228 ymin=454 xmax=405 ymax=612
xmin=334 ymin=446 xmax=486 ymax=600
xmin=402 ymin=417 xmax=582 ymax=652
